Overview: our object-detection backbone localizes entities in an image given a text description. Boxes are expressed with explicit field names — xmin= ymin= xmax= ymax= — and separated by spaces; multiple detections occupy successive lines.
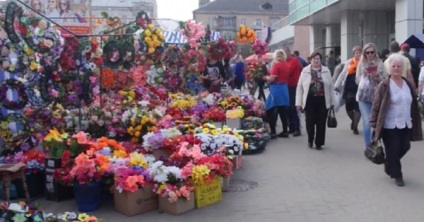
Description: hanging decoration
xmin=237 ymin=25 xmax=256 ymax=43
xmin=0 ymin=79 xmax=28 ymax=110
xmin=180 ymin=20 xmax=206 ymax=48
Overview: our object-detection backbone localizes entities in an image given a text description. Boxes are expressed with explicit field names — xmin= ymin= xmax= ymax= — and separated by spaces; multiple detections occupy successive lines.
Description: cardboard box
xmin=194 ymin=176 xmax=222 ymax=208
xmin=226 ymin=118 xmax=241 ymax=129
xmin=231 ymin=155 xmax=243 ymax=170
xmin=210 ymin=122 xmax=223 ymax=128
xmin=221 ymin=177 xmax=230 ymax=192
xmin=159 ymin=192 xmax=195 ymax=215
xmin=114 ymin=184 xmax=158 ymax=216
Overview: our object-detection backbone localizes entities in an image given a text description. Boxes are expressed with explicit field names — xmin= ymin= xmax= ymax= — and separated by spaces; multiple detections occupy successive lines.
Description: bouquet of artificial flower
xmin=236 ymin=25 xmax=256 ymax=43
xmin=154 ymin=183 xmax=194 ymax=203
xmin=252 ymin=39 xmax=269 ymax=56
xmin=21 ymin=149 xmax=46 ymax=174
xmin=245 ymin=61 xmax=266 ymax=80
xmin=114 ymin=167 xmax=149 ymax=193
xmin=226 ymin=107 xmax=245 ymax=119
xmin=42 ymin=128 xmax=69 ymax=159
xmin=202 ymin=107 xmax=226 ymax=123
xmin=180 ymin=20 xmax=206 ymax=48
xmin=69 ymin=153 xmax=104 ymax=184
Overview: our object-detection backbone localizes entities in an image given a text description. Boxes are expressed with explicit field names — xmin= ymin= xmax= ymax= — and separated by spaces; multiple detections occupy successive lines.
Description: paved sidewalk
xmin=39 ymin=112 xmax=424 ymax=222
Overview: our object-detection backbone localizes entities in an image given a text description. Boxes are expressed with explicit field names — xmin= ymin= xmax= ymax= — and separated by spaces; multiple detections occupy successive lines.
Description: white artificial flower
xmin=138 ymin=100 xmax=150 ymax=107
xmin=167 ymin=166 xmax=181 ymax=179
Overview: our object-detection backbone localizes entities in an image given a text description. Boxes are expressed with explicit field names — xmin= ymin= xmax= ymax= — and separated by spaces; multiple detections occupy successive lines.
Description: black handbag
xmin=327 ymin=108 xmax=337 ymax=128
xmin=364 ymin=140 xmax=385 ymax=165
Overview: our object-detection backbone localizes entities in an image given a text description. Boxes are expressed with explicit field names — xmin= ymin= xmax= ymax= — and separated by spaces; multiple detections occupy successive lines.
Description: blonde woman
xmin=264 ymin=50 xmax=290 ymax=139
xmin=45 ymin=0 xmax=60 ymax=19
xmin=356 ymin=43 xmax=387 ymax=150
xmin=296 ymin=51 xmax=335 ymax=150
xmin=370 ymin=53 xmax=422 ymax=186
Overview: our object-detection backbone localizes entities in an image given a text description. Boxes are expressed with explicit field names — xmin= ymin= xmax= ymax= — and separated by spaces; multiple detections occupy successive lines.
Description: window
xmin=255 ymin=19 xmax=262 ymax=26
xmin=208 ymin=18 xmax=214 ymax=26
xmin=240 ymin=18 xmax=246 ymax=25
xmin=255 ymin=31 xmax=262 ymax=39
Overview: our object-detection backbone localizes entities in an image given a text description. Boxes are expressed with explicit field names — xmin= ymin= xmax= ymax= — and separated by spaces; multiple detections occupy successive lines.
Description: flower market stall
xmin=0 ymin=0 xmax=271 ymax=219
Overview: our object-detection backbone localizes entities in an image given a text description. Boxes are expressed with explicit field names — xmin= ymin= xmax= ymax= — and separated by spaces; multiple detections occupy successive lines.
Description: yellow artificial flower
xmin=211 ymin=129 xmax=219 ymax=135
xmin=192 ymin=165 xmax=211 ymax=185
xmin=129 ymin=152 xmax=147 ymax=167
xmin=148 ymin=24 xmax=154 ymax=29
xmin=113 ymin=150 xmax=127 ymax=158
xmin=244 ymin=143 xmax=249 ymax=149
xmin=202 ymin=128 xmax=210 ymax=134
xmin=148 ymin=47 xmax=155 ymax=53
xmin=145 ymin=36 xmax=152 ymax=43
xmin=155 ymin=29 xmax=161 ymax=36
xmin=151 ymin=34 xmax=157 ymax=41
xmin=29 ymin=61 xmax=38 ymax=70
xmin=44 ymin=128 xmax=67 ymax=142
xmin=144 ymin=29 xmax=151 ymax=37
xmin=24 ymin=47 xmax=34 ymax=55
xmin=78 ymin=213 xmax=89 ymax=221
xmin=127 ymin=126 xmax=134 ymax=134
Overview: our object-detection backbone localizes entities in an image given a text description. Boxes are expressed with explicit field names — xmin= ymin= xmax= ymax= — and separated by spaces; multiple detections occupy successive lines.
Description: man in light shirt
xmin=384 ymin=41 xmax=416 ymax=89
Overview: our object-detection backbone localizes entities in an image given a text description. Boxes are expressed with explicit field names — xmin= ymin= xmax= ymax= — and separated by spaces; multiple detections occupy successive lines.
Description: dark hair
xmin=390 ymin=41 xmax=400 ymax=53
xmin=293 ymin=50 xmax=300 ymax=56
xmin=310 ymin=51 xmax=322 ymax=60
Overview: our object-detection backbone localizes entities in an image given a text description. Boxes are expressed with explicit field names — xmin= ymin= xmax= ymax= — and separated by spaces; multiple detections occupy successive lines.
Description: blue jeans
xmin=358 ymin=101 xmax=372 ymax=149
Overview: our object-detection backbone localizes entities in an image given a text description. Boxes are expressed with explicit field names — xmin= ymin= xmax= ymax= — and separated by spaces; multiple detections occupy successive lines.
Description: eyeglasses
xmin=365 ymin=51 xmax=375 ymax=55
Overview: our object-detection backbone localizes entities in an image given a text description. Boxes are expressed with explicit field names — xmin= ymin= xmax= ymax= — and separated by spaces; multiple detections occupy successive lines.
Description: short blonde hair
xmin=273 ymin=50 xmax=286 ymax=61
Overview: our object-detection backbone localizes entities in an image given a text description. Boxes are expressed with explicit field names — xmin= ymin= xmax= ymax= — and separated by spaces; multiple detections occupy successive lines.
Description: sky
xmin=156 ymin=0 xmax=199 ymax=21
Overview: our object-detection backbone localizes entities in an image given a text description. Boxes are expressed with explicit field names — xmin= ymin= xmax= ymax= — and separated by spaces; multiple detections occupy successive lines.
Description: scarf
xmin=347 ymin=58 xmax=359 ymax=75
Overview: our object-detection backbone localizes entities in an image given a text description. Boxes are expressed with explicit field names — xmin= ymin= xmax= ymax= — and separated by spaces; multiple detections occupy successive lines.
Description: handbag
xmin=327 ymin=108 xmax=337 ymax=128
xmin=364 ymin=139 xmax=385 ymax=165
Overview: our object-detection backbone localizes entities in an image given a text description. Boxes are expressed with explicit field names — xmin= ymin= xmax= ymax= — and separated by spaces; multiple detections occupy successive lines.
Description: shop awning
xmin=404 ymin=34 xmax=424 ymax=48
xmin=163 ymin=31 xmax=221 ymax=44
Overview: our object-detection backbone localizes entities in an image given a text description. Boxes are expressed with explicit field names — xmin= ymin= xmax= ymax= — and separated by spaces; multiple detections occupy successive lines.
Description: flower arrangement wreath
xmin=4 ymin=2 xmax=22 ymax=44
xmin=0 ymin=79 xmax=28 ymax=110
xmin=25 ymin=73 xmax=48 ymax=106
xmin=103 ymin=40 xmax=123 ymax=69
xmin=0 ymin=39 xmax=25 ymax=73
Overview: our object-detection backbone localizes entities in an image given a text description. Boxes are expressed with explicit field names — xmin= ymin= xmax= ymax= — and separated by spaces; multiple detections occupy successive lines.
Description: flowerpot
xmin=231 ymin=155 xmax=243 ymax=170
xmin=159 ymin=192 xmax=195 ymax=215
xmin=221 ymin=177 xmax=230 ymax=192
xmin=194 ymin=176 xmax=222 ymax=208
xmin=15 ymin=173 xmax=45 ymax=199
xmin=226 ymin=118 xmax=241 ymax=129
xmin=210 ymin=122 xmax=223 ymax=128
xmin=45 ymin=170 xmax=74 ymax=202
xmin=152 ymin=149 xmax=170 ymax=160
xmin=114 ymin=184 xmax=158 ymax=216
xmin=73 ymin=182 xmax=101 ymax=212
xmin=45 ymin=158 xmax=61 ymax=169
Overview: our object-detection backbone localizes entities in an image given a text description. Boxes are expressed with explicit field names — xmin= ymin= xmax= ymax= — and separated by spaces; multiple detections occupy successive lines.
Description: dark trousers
xmin=382 ymin=128 xmax=411 ymax=179
xmin=257 ymin=80 xmax=266 ymax=101
xmin=266 ymin=106 xmax=288 ymax=134
xmin=234 ymin=79 xmax=244 ymax=90
xmin=304 ymin=96 xmax=328 ymax=146
xmin=288 ymin=86 xmax=300 ymax=132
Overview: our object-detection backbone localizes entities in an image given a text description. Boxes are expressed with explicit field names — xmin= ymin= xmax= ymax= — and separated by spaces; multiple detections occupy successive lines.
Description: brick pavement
xmin=39 ymin=111 xmax=424 ymax=222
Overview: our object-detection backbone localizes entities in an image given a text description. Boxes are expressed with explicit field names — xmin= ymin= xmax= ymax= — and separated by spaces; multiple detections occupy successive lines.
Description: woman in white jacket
xmin=296 ymin=51 xmax=335 ymax=150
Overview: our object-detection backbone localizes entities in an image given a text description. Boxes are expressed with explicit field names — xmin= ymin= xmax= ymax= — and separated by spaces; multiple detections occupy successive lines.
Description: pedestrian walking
xmin=296 ymin=51 xmax=335 ymax=150
xmin=356 ymin=43 xmax=387 ymax=150
xmin=335 ymin=46 xmax=362 ymax=135
xmin=370 ymin=53 xmax=423 ymax=186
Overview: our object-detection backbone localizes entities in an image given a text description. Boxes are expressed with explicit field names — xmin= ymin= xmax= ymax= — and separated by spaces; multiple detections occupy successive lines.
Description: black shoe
xmin=316 ymin=145 xmax=322 ymax=150
xmin=293 ymin=131 xmax=301 ymax=137
xmin=350 ymin=122 xmax=354 ymax=130
xmin=308 ymin=143 xmax=313 ymax=149
xmin=278 ymin=132 xmax=289 ymax=138
xmin=395 ymin=177 xmax=405 ymax=186
xmin=353 ymin=128 xmax=359 ymax=135
xmin=288 ymin=129 xmax=295 ymax=134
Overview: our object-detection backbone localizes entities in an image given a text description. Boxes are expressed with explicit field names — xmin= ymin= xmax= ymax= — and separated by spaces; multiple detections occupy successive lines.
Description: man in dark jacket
xmin=401 ymin=43 xmax=420 ymax=87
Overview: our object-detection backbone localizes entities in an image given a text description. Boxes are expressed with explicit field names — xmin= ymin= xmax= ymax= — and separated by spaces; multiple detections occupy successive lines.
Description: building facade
xmin=285 ymin=0 xmax=423 ymax=61
xmin=193 ymin=0 xmax=289 ymax=57
xmin=91 ymin=0 xmax=157 ymax=24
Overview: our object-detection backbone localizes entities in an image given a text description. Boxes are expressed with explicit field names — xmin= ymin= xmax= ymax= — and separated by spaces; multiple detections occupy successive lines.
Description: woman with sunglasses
xmin=355 ymin=43 xmax=387 ymax=150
